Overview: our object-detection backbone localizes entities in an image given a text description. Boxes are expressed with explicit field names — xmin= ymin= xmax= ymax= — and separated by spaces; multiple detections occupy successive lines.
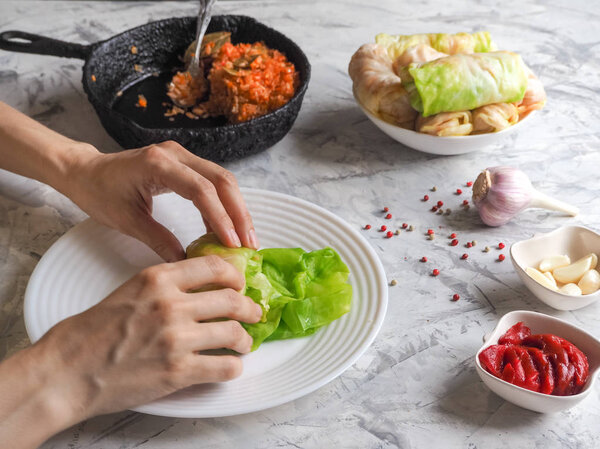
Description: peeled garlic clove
xmin=559 ymin=283 xmax=583 ymax=296
xmin=539 ymin=255 xmax=571 ymax=272
xmin=578 ymin=269 xmax=600 ymax=295
xmin=552 ymin=254 xmax=594 ymax=284
xmin=543 ymin=271 xmax=558 ymax=288
xmin=590 ymin=253 xmax=598 ymax=270
xmin=526 ymin=267 xmax=559 ymax=291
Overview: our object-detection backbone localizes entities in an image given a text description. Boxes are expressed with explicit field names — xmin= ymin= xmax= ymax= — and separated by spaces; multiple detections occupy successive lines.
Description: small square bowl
xmin=475 ymin=310 xmax=600 ymax=413
xmin=510 ymin=225 xmax=600 ymax=311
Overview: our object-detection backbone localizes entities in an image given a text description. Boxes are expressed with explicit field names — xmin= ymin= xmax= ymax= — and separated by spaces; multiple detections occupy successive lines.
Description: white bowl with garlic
xmin=510 ymin=226 xmax=600 ymax=311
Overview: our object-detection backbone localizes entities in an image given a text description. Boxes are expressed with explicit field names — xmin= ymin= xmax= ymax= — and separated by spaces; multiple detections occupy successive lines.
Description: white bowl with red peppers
xmin=510 ymin=226 xmax=600 ymax=311
xmin=475 ymin=310 xmax=600 ymax=413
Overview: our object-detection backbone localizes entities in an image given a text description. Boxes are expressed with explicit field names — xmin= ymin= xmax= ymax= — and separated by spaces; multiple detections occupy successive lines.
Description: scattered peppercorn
xmin=390 ymin=279 xmax=397 ymax=286
xmin=463 ymin=199 xmax=469 ymax=206
xmin=408 ymin=225 xmax=414 ymax=231
xmin=383 ymin=206 xmax=389 ymax=212
xmin=466 ymin=242 xmax=473 ymax=248
xmin=437 ymin=209 xmax=444 ymax=215
xmin=364 ymin=224 xmax=371 ymax=230
xmin=431 ymin=206 xmax=438 ymax=212
xmin=461 ymin=253 xmax=468 ymax=260
xmin=428 ymin=234 xmax=435 ymax=240
xmin=423 ymin=195 xmax=430 ymax=201
xmin=498 ymin=254 xmax=506 ymax=261
xmin=471 ymin=240 xmax=477 ymax=246
xmin=402 ymin=223 xmax=408 ymax=229
xmin=456 ymin=189 xmax=463 ymax=195
xmin=431 ymin=186 xmax=438 ymax=192
xmin=452 ymin=293 xmax=460 ymax=301
xmin=437 ymin=201 xmax=444 ymax=207
xmin=466 ymin=181 xmax=473 ymax=187
xmin=432 ymin=269 xmax=440 ymax=276
xmin=421 ymin=256 xmax=428 ymax=262
xmin=385 ymin=213 xmax=392 ymax=219
xmin=427 ymin=229 xmax=435 ymax=235
xmin=484 ymin=246 xmax=490 ymax=252
xmin=450 ymin=233 xmax=457 ymax=239
xmin=451 ymin=239 xmax=459 ymax=246
xmin=395 ymin=229 xmax=401 ymax=235
xmin=380 ymin=225 xmax=387 ymax=232
xmin=498 ymin=242 xmax=506 ymax=249
xmin=386 ymin=231 xmax=393 ymax=238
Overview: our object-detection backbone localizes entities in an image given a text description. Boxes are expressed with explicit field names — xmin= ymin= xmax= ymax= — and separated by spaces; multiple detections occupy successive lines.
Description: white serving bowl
xmin=510 ymin=225 xmax=600 ymax=311
xmin=475 ymin=310 xmax=600 ymax=413
xmin=354 ymin=94 xmax=534 ymax=156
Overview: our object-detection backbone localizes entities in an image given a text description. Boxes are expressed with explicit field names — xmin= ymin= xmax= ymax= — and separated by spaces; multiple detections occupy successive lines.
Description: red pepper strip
xmin=503 ymin=347 xmax=526 ymax=387
xmin=561 ymin=339 xmax=589 ymax=394
xmin=479 ymin=345 xmax=507 ymax=377
xmin=512 ymin=346 xmax=541 ymax=392
xmin=524 ymin=334 xmax=574 ymax=396
xmin=498 ymin=321 xmax=532 ymax=345
xmin=527 ymin=347 xmax=555 ymax=395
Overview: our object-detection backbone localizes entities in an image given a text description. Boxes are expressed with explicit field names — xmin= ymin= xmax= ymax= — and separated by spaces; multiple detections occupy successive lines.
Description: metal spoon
xmin=188 ymin=0 xmax=217 ymax=79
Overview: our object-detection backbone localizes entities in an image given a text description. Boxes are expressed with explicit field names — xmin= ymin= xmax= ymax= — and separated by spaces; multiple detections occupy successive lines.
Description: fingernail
xmin=228 ymin=229 xmax=242 ymax=247
xmin=247 ymin=229 xmax=259 ymax=249
xmin=255 ymin=304 xmax=263 ymax=320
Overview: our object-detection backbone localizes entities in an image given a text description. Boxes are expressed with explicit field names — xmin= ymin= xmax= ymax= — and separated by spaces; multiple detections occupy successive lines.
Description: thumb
xmin=131 ymin=215 xmax=185 ymax=263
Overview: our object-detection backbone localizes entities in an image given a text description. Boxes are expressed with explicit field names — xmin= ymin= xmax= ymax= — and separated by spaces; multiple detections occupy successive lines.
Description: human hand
xmin=16 ymin=256 xmax=262 ymax=439
xmin=63 ymin=140 xmax=258 ymax=262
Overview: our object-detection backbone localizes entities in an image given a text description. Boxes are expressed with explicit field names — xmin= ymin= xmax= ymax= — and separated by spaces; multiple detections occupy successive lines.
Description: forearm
xmin=0 ymin=101 xmax=99 ymax=194
xmin=0 ymin=344 xmax=79 ymax=449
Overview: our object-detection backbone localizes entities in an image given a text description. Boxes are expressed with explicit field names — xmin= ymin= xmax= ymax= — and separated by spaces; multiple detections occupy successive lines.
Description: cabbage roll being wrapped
xmin=392 ymin=44 xmax=447 ymax=81
xmin=348 ymin=43 xmax=417 ymax=127
xmin=516 ymin=68 xmax=546 ymax=119
xmin=404 ymin=51 xmax=528 ymax=117
xmin=472 ymin=103 xmax=519 ymax=133
xmin=376 ymin=31 xmax=496 ymax=60
xmin=416 ymin=111 xmax=473 ymax=136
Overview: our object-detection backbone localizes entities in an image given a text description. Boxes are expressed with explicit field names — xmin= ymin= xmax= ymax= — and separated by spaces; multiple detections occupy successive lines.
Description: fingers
xmin=142 ymin=256 xmax=245 ymax=292
xmin=183 ymin=320 xmax=253 ymax=353
xmin=130 ymin=215 xmax=185 ymax=263
xmin=183 ymin=289 xmax=262 ymax=323
xmin=188 ymin=354 xmax=244 ymax=382
xmin=157 ymin=141 xmax=259 ymax=249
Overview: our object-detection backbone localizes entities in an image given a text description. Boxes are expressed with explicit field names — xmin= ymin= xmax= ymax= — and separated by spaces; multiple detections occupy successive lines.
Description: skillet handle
xmin=0 ymin=30 xmax=90 ymax=59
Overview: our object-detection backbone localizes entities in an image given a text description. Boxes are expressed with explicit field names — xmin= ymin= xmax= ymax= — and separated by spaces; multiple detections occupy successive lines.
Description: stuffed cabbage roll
xmin=516 ymin=67 xmax=546 ymax=119
xmin=404 ymin=51 xmax=528 ymax=117
xmin=348 ymin=43 xmax=417 ymax=127
xmin=376 ymin=31 xmax=496 ymax=60
xmin=416 ymin=111 xmax=473 ymax=136
xmin=392 ymin=44 xmax=447 ymax=81
xmin=472 ymin=103 xmax=519 ymax=133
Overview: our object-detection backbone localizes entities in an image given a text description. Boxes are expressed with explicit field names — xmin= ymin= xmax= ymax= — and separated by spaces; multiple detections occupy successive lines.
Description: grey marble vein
xmin=1 ymin=0 xmax=600 ymax=448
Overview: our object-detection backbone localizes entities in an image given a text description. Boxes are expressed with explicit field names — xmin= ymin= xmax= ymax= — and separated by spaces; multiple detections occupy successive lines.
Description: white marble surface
xmin=1 ymin=0 xmax=600 ymax=447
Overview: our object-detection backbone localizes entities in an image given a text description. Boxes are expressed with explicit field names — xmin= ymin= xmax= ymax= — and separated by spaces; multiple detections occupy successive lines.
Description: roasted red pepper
xmin=478 ymin=322 xmax=589 ymax=396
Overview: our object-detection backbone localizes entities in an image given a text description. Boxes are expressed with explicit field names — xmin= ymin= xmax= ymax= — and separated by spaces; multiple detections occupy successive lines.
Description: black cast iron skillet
xmin=0 ymin=15 xmax=311 ymax=162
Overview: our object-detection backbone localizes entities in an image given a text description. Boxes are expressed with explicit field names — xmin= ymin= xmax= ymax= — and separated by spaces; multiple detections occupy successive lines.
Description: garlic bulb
xmin=472 ymin=167 xmax=579 ymax=227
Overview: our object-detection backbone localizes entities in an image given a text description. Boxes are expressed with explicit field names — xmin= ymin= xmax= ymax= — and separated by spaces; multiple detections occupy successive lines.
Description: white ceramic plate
xmin=510 ymin=225 xmax=600 ymax=311
xmin=24 ymin=189 xmax=388 ymax=418
xmin=355 ymin=93 xmax=534 ymax=155
xmin=475 ymin=310 xmax=600 ymax=413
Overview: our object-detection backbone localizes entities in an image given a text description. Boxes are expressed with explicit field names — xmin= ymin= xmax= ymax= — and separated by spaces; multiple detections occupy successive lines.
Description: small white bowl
xmin=510 ymin=225 xmax=600 ymax=311
xmin=354 ymin=94 xmax=534 ymax=156
xmin=475 ymin=310 xmax=600 ymax=413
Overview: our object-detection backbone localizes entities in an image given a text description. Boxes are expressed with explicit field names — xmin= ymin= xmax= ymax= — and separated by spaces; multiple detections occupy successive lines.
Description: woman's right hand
xmin=1 ymin=255 xmax=261 ymax=446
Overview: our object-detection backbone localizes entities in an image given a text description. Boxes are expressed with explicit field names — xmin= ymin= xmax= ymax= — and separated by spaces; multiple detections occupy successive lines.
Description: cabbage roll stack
xmin=404 ymin=51 xmax=528 ymax=117
xmin=376 ymin=31 xmax=496 ymax=60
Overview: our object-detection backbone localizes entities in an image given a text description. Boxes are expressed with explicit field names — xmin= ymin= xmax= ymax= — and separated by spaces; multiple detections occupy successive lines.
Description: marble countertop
xmin=2 ymin=0 xmax=600 ymax=447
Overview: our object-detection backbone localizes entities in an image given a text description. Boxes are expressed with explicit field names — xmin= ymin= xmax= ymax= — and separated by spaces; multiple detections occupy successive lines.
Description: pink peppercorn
xmin=498 ymin=254 xmax=506 ymax=261
xmin=380 ymin=225 xmax=387 ymax=232
xmin=427 ymin=229 xmax=434 ymax=235
xmin=452 ymin=294 xmax=460 ymax=301
xmin=421 ymin=256 xmax=428 ymax=262
xmin=456 ymin=189 xmax=463 ymax=195
xmin=364 ymin=224 xmax=371 ymax=230
xmin=432 ymin=269 xmax=440 ymax=276
xmin=466 ymin=181 xmax=473 ymax=187
xmin=498 ymin=242 xmax=505 ymax=249
xmin=461 ymin=253 xmax=468 ymax=260
xmin=385 ymin=213 xmax=392 ymax=219
xmin=466 ymin=242 xmax=473 ymax=248
xmin=451 ymin=239 xmax=459 ymax=246
xmin=423 ymin=195 xmax=430 ymax=201
xmin=437 ymin=201 xmax=444 ymax=207
xmin=402 ymin=223 xmax=408 ymax=229
xmin=386 ymin=231 xmax=393 ymax=238
xmin=463 ymin=200 xmax=469 ymax=206
xmin=383 ymin=206 xmax=389 ymax=212
xmin=450 ymin=233 xmax=457 ymax=239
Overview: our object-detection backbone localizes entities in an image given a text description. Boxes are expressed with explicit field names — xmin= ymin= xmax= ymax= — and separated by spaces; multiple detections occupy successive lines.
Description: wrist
xmin=47 ymin=142 xmax=101 ymax=197
xmin=0 ymin=343 xmax=82 ymax=448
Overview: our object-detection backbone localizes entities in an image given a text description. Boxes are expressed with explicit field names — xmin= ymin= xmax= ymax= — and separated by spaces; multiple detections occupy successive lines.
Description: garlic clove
xmin=539 ymin=255 xmax=571 ymax=272
xmin=559 ymin=283 xmax=583 ymax=296
xmin=590 ymin=253 xmax=598 ymax=270
xmin=543 ymin=271 xmax=558 ymax=288
xmin=526 ymin=267 xmax=559 ymax=291
xmin=578 ymin=269 xmax=600 ymax=295
xmin=552 ymin=254 xmax=594 ymax=284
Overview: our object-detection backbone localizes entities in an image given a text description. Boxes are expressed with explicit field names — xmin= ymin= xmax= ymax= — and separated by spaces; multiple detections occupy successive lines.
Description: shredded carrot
xmin=130 ymin=45 xmax=138 ymax=55
xmin=91 ymin=74 xmax=96 ymax=82
xmin=136 ymin=94 xmax=147 ymax=108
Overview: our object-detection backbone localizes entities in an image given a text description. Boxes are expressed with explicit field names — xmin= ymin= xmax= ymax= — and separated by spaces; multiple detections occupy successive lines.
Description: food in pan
xmin=186 ymin=233 xmax=352 ymax=350
xmin=348 ymin=31 xmax=546 ymax=136
xmin=479 ymin=322 xmax=589 ymax=396
xmin=166 ymin=32 xmax=299 ymax=123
